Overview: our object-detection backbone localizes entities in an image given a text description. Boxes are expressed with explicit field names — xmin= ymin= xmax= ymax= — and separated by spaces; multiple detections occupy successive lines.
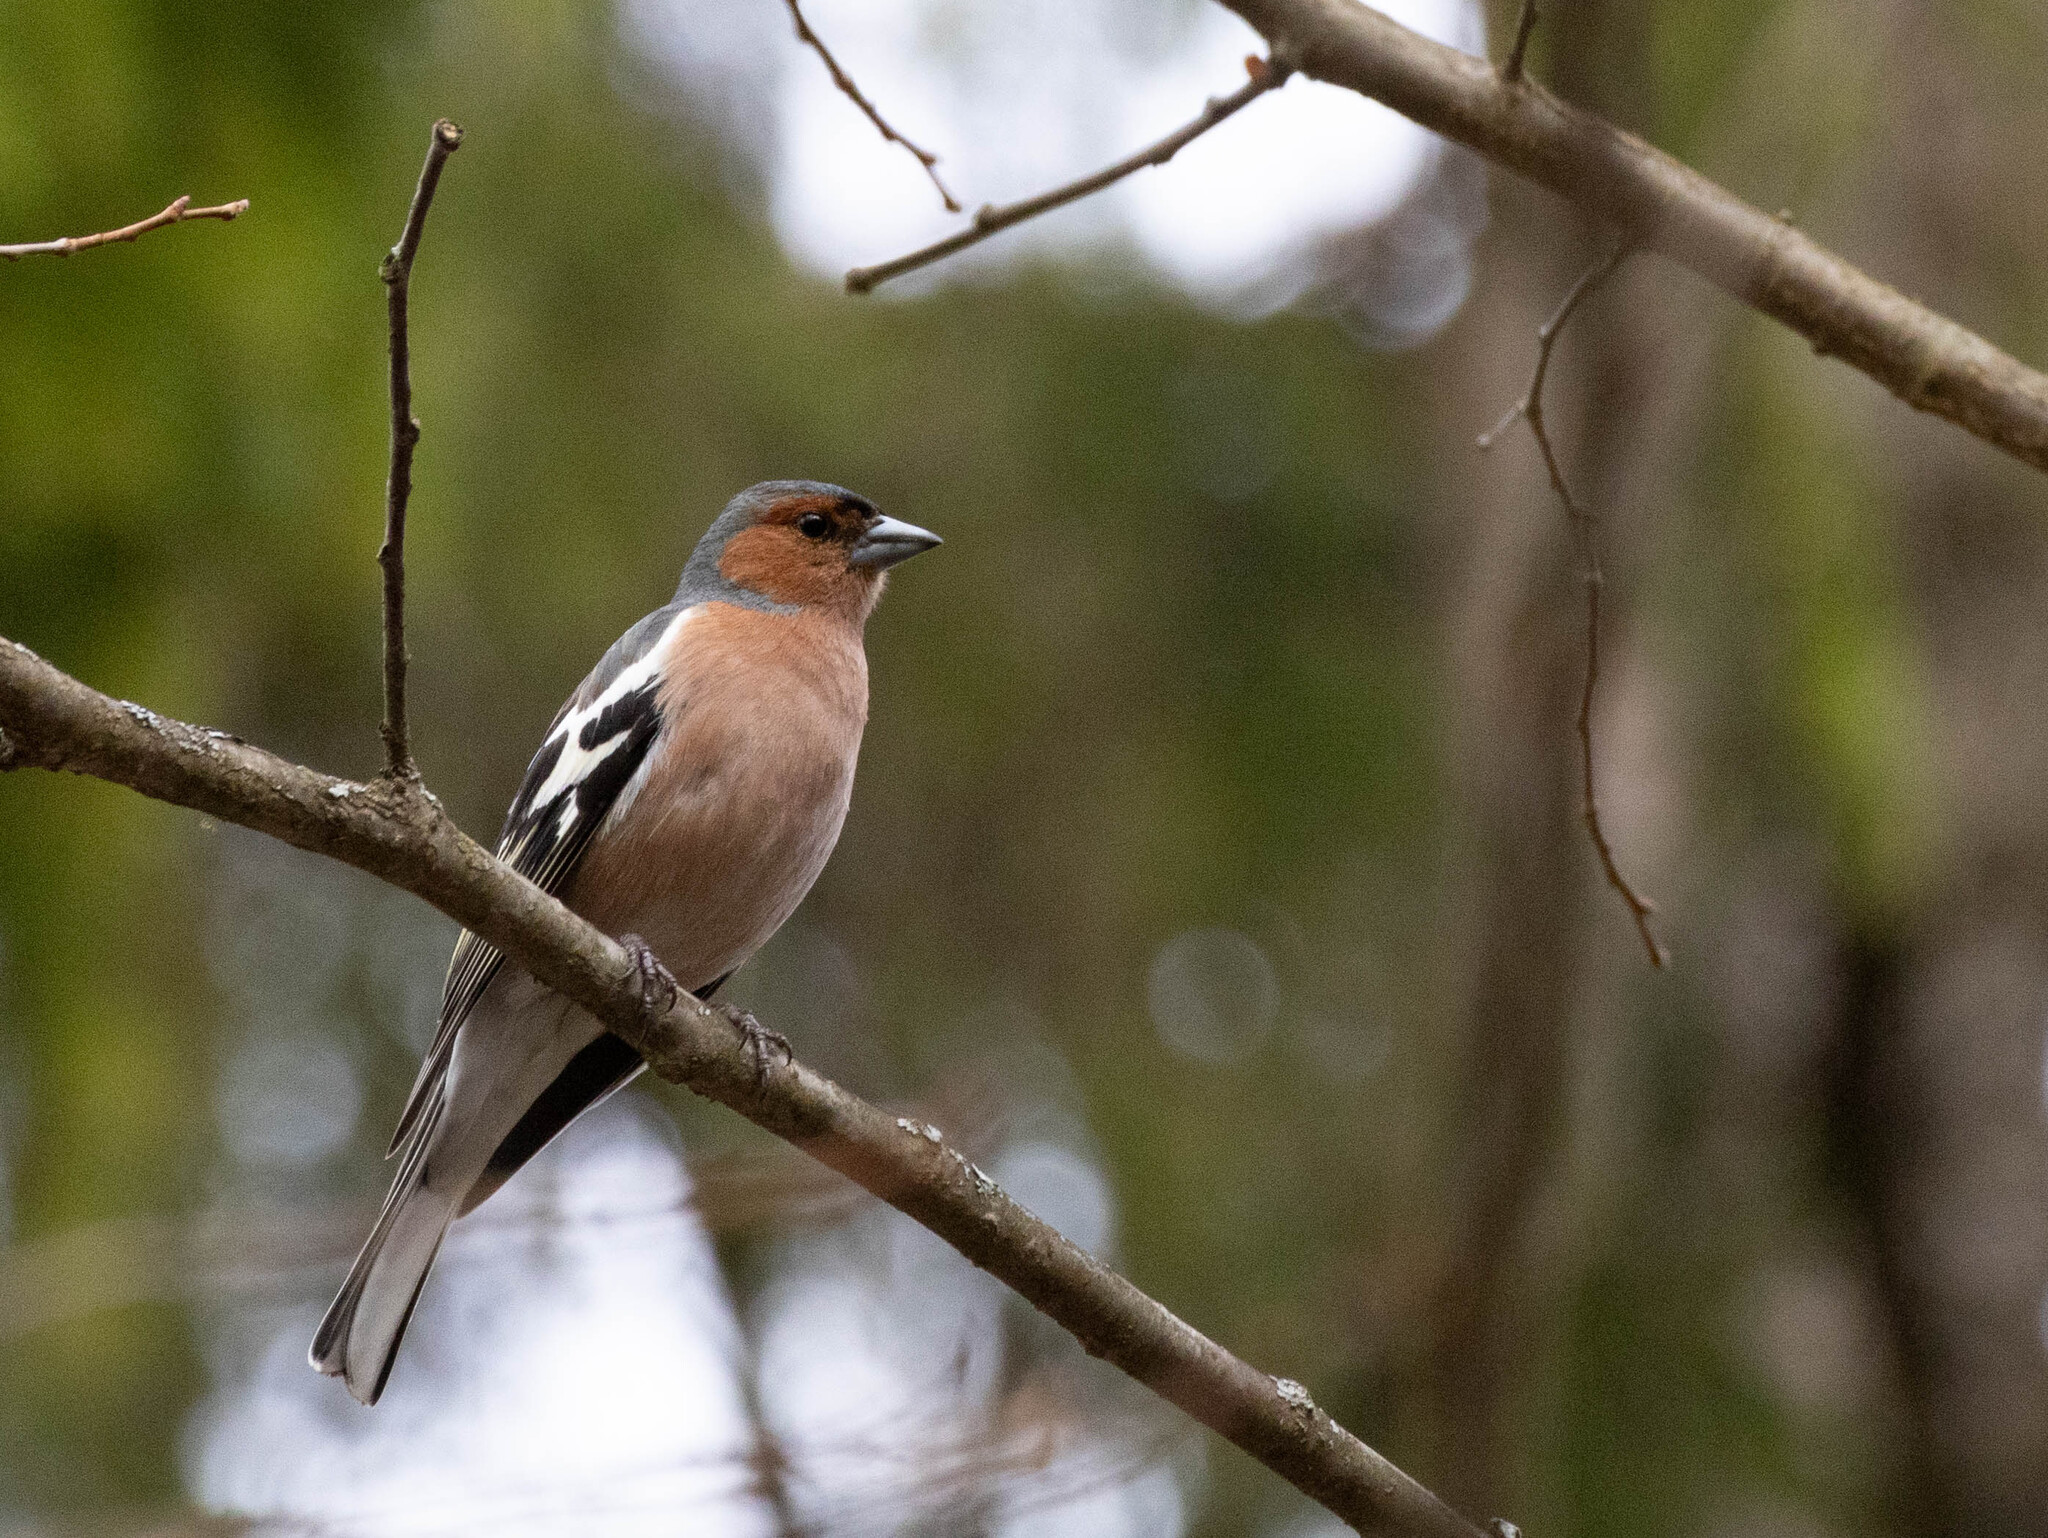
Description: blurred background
xmin=3 ymin=0 xmax=2046 ymax=1534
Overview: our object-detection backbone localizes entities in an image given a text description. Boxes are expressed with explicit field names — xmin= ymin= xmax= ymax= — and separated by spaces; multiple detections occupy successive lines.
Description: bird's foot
xmin=719 ymin=1004 xmax=792 ymax=1088
xmin=619 ymin=933 xmax=678 ymax=1026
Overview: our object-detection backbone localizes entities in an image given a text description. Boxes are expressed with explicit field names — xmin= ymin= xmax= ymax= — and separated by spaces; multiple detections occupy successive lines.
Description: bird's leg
xmin=619 ymin=933 xmax=678 ymax=1025
xmin=718 ymin=1004 xmax=793 ymax=1089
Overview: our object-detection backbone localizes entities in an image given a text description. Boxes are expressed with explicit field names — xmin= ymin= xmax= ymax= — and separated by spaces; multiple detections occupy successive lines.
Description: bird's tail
xmin=310 ymin=1108 xmax=457 ymax=1405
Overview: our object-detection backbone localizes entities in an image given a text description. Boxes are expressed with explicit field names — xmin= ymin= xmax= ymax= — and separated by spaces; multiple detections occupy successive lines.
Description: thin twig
xmin=846 ymin=55 xmax=1292 ymax=295
xmin=378 ymin=119 xmax=463 ymax=782
xmin=1500 ymin=1 xmax=1539 ymax=83
xmin=1480 ymin=244 xmax=1667 ymax=969
xmin=784 ymin=0 xmax=959 ymax=213
xmin=0 ymin=196 xmax=248 ymax=261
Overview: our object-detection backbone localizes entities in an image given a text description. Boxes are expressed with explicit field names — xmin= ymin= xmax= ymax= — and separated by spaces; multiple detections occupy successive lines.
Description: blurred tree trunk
xmin=1819 ymin=929 xmax=1948 ymax=1536
xmin=1406 ymin=1 xmax=1660 ymax=1514
xmin=1816 ymin=4 xmax=2048 ymax=1531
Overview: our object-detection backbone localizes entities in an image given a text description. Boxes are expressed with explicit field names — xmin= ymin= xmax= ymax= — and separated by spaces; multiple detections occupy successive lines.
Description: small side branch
xmin=784 ymin=0 xmax=959 ymax=213
xmin=0 ymin=196 xmax=248 ymax=261
xmin=846 ymin=55 xmax=1292 ymax=295
xmin=377 ymin=119 xmax=463 ymax=782
xmin=1500 ymin=2 xmax=1539 ymax=83
xmin=1480 ymin=245 xmax=1668 ymax=969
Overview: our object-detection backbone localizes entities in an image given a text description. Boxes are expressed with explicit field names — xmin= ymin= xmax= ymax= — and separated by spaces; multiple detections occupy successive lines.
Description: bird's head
xmin=678 ymin=480 xmax=940 ymax=622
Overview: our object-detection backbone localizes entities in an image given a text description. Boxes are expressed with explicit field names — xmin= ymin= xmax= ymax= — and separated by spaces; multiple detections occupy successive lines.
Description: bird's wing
xmin=384 ymin=605 xmax=685 ymax=1157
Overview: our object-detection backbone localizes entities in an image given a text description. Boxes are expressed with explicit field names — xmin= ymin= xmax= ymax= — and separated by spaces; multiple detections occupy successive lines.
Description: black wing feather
xmin=385 ymin=673 xmax=666 ymax=1157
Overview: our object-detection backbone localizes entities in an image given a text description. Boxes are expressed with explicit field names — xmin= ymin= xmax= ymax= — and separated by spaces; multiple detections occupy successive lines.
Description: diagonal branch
xmin=784 ymin=0 xmax=960 ymax=213
xmin=0 ymin=195 xmax=249 ymax=261
xmin=0 ymin=634 xmax=1489 ymax=1538
xmin=377 ymin=119 xmax=464 ymax=782
xmin=1215 ymin=0 xmax=2048 ymax=480
xmin=846 ymin=55 xmax=1293 ymax=295
xmin=1480 ymin=244 xmax=1667 ymax=969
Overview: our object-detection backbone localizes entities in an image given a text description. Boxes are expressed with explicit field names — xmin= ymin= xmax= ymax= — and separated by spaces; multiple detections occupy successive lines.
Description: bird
xmin=311 ymin=480 xmax=939 ymax=1404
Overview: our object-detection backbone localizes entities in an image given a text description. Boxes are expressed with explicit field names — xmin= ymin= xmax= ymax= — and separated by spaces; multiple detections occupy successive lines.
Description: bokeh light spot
xmin=1147 ymin=928 xmax=1278 ymax=1064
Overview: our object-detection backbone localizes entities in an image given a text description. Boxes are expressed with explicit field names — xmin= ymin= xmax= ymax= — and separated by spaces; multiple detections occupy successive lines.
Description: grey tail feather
xmin=385 ymin=1030 xmax=461 ymax=1158
xmin=310 ymin=1098 xmax=451 ymax=1405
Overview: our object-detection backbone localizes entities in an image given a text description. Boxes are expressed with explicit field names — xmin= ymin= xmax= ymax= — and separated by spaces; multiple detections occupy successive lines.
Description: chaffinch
xmin=312 ymin=480 xmax=940 ymax=1404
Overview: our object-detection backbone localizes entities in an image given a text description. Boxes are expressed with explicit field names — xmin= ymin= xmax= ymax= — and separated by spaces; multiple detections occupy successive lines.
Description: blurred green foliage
xmin=4 ymin=0 xmax=2045 ymax=1535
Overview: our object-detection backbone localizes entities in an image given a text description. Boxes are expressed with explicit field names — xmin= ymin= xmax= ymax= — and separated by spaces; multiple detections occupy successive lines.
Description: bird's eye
xmin=797 ymin=513 xmax=831 ymax=540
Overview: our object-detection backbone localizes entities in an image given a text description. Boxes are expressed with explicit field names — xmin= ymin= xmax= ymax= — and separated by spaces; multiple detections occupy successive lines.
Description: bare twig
xmin=0 ymin=636 xmax=1489 ymax=1538
xmin=1480 ymin=245 xmax=1667 ymax=969
xmin=846 ymin=55 xmax=1292 ymax=295
xmin=784 ymin=0 xmax=959 ymax=213
xmin=1500 ymin=2 xmax=1539 ymax=83
xmin=1215 ymin=0 xmax=2048 ymax=479
xmin=0 ymin=196 xmax=248 ymax=261
xmin=377 ymin=119 xmax=463 ymax=781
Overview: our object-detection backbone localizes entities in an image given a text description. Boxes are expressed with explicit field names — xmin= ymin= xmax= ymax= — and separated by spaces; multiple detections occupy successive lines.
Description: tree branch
xmin=846 ymin=56 xmax=1292 ymax=296
xmin=0 ymin=636 xmax=1490 ymax=1538
xmin=1213 ymin=0 xmax=2048 ymax=479
xmin=1499 ymin=2 xmax=1538 ymax=84
xmin=377 ymin=119 xmax=463 ymax=782
xmin=0 ymin=195 xmax=248 ymax=261
xmin=1479 ymin=246 xmax=1666 ymax=969
xmin=784 ymin=0 xmax=959 ymax=213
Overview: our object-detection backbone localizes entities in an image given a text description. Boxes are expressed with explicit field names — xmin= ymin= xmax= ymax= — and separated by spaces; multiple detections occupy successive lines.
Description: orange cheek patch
xmin=720 ymin=525 xmax=841 ymax=607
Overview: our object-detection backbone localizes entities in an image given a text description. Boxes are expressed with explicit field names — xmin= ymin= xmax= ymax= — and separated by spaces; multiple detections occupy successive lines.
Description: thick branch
xmin=1215 ymin=0 xmax=2048 ymax=478
xmin=0 ymin=196 xmax=248 ymax=260
xmin=847 ymin=57 xmax=1292 ymax=295
xmin=0 ymin=635 xmax=1487 ymax=1538
xmin=378 ymin=119 xmax=463 ymax=781
xmin=784 ymin=0 xmax=959 ymax=213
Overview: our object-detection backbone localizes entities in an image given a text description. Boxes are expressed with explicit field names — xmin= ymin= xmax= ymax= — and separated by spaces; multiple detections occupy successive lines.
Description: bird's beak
xmin=849 ymin=515 xmax=942 ymax=570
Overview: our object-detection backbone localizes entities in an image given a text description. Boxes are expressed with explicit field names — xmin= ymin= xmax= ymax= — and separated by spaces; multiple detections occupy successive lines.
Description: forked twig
xmin=0 ymin=196 xmax=248 ymax=261
xmin=377 ymin=119 xmax=463 ymax=782
xmin=784 ymin=0 xmax=960 ymax=213
xmin=846 ymin=55 xmax=1293 ymax=295
xmin=1501 ymin=1 xmax=1539 ymax=83
xmin=1480 ymin=244 xmax=1667 ymax=969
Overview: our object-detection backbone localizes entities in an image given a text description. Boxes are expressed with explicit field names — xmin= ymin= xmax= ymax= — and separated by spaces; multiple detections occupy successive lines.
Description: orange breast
xmin=565 ymin=602 xmax=869 ymax=990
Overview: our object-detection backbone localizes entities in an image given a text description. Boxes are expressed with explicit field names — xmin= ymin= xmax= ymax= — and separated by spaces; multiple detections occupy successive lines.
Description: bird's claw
xmin=617 ymin=939 xmax=785 ymax=1085
xmin=619 ymin=933 xmax=678 ymax=1025
xmin=719 ymin=1004 xmax=792 ymax=1087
